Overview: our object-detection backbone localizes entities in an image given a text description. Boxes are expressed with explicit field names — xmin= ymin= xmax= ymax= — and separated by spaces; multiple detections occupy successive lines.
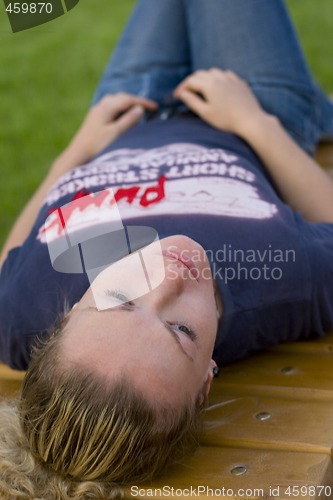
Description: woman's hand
xmin=173 ymin=69 xmax=267 ymax=138
xmin=174 ymin=69 xmax=333 ymax=224
xmin=59 ymin=93 xmax=158 ymax=170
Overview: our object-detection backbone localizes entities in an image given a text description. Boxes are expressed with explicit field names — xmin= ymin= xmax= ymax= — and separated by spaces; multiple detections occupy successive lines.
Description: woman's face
xmin=62 ymin=236 xmax=220 ymax=407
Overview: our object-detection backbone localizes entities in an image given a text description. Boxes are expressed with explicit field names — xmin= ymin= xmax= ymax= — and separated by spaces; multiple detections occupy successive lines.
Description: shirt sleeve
xmin=0 ymin=246 xmax=33 ymax=370
xmin=0 ymin=230 xmax=89 ymax=370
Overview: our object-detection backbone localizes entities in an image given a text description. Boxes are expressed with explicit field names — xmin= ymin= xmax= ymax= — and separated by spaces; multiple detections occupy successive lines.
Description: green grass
xmin=0 ymin=0 xmax=136 ymax=245
xmin=0 ymin=0 xmax=333 ymax=247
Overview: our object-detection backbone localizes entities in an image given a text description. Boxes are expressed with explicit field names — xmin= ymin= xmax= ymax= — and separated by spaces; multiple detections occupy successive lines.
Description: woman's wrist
xmin=50 ymin=144 xmax=91 ymax=178
xmin=236 ymin=111 xmax=279 ymax=145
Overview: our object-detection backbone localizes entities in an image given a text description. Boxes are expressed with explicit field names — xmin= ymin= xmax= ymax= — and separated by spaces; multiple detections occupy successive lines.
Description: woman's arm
xmin=237 ymin=112 xmax=333 ymax=223
xmin=174 ymin=69 xmax=333 ymax=223
xmin=0 ymin=93 xmax=157 ymax=268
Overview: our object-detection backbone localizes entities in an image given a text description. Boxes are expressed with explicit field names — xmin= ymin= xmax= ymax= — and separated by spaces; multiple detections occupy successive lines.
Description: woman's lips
xmin=162 ymin=250 xmax=198 ymax=281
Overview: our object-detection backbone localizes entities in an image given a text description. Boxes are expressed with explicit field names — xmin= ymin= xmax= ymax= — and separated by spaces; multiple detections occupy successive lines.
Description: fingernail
xmin=133 ymin=105 xmax=144 ymax=115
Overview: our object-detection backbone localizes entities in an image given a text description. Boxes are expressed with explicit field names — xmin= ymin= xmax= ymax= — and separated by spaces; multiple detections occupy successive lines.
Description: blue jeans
xmin=92 ymin=0 xmax=333 ymax=155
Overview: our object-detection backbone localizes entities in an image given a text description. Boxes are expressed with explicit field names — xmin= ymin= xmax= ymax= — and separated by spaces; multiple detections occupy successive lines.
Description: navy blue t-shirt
xmin=1 ymin=114 xmax=333 ymax=370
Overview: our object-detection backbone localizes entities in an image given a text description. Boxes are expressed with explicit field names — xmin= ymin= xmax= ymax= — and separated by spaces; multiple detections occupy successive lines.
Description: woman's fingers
xmin=177 ymin=89 xmax=208 ymax=117
xmin=110 ymin=105 xmax=145 ymax=139
xmin=113 ymin=92 xmax=158 ymax=113
xmin=173 ymin=73 xmax=211 ymax=116
xmin=174 ymin=71 xmax=209 ymax=100
xmin=174 ymin=68 xmax=241 ymax=100
xmin=172 ymin=68 xmax=263 ymax=135
xmin=98 ymin=93 xmax=158 ymax=122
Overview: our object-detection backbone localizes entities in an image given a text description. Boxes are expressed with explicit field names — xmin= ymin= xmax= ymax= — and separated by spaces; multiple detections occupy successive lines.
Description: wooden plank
xmin=316 ymin=142 xmax=333 ymax=169
xmin=270 ymin=340 xmax=333 ymax=355
xmin=0 ymin=363 xmax=25 ymax=381
xmin=0 ymin=363 xmax=24 ymax=400
xmin=202 ymin=389 xmax=333 ymax=454
xmin=270 ymin=331 xmax=333 ymax=355
xmin=211 ymin=350 xmax=333 ymax=401
xmin=123 ymin=447 xmax=333 ymax=499
xmin=313 ymin=330 xmax=333 ymax=344
xmin=316 ymin=142 xmax=333 ymax=180
xmin=0 ymin=379 xmax=22 ymax=400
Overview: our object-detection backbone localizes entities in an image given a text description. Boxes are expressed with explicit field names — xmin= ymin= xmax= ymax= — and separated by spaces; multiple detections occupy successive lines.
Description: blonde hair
xmin=0 ymin=327 xmax=203 ymax=499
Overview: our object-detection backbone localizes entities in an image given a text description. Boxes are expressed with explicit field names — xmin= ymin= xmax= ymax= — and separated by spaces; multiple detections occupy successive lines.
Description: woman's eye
xmin=105 ymin=289 xmax=132 ymax=305
xmin=172 ymin=323 xmax=197 ymax=341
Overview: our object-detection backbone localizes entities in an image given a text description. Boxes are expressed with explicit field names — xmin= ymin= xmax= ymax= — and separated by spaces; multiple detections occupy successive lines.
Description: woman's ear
xmin=197 ymin=359 xmax=217 ymax=408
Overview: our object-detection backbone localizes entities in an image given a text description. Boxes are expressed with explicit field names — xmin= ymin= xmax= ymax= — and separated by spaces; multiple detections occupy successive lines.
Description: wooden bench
xmin=1 ymin=142 xmax=333 ymax=499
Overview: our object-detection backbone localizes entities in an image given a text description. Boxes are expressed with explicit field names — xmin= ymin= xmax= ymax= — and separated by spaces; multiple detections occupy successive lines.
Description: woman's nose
xmin=147 ymin=263 xmax=185 ymax=308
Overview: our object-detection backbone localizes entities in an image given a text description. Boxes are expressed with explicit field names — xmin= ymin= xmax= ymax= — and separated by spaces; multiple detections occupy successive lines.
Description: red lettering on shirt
xmin=140 ymin=176 xmax=166 ymax=207
xmin=39 ymin=177 xmax=167 ymax=240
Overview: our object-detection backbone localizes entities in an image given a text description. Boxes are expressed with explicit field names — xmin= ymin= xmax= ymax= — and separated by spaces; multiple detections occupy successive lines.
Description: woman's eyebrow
xmin=87 ymin=304 xmax=134 ymax=312
xmin=86 ymin=305 xmax=194 ymax=361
